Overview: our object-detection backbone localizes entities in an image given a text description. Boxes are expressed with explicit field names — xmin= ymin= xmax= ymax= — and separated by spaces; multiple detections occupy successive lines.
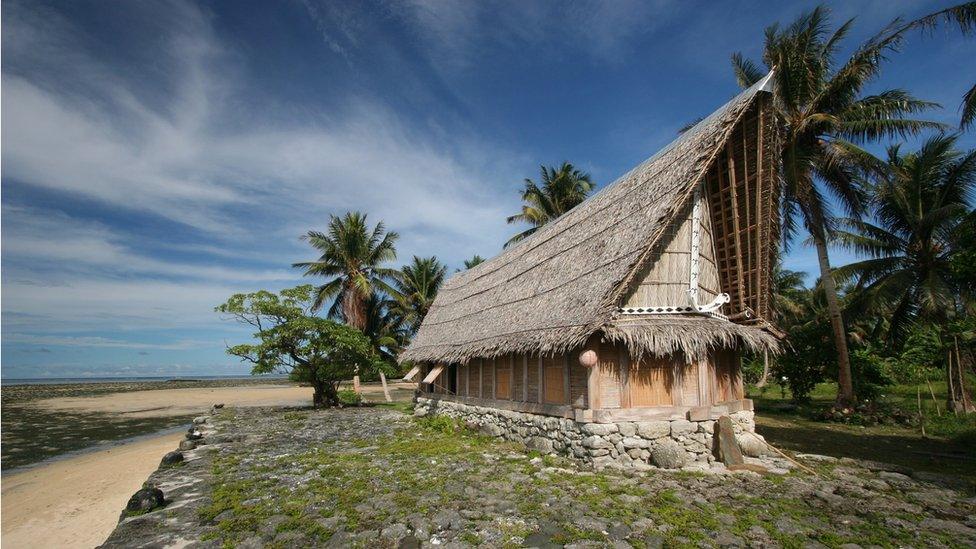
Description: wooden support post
xmin=479 ymin=358 xmax=483 ymax=399
xmin=587 ymin=342 xmax=601 ymax=411
xmin=379 ymin=371 xmax=392 ymax=402
xmin=563 ymin=354 xmax=571 ymax=405
xmin=511 ymin=355 xmax=517 ymax=401
xmin=492 ymin=357 xmax=497 ymax=400
xmin=465 ymin=363 xmax=470 ymax=396
xmin=727 ymin=143 xmax=747 ymax=313
xmin=742 ymin=115 xmax=753 ymax=311
xmin=755 ymin=106 xmax=764 ymax=317
xmin=538 ymin=355 xmax=544 ymax=404
xmin=619 ymin=347 xmax=631 ymax=409
xmin=522 ymin=354 xmax=529 ymax=402
xmin=353 ymin=375 xmax=361 ymax=394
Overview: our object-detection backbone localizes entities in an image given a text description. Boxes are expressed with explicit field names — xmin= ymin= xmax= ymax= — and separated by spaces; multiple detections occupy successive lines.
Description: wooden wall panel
xmin=482 ymin=358 xmax=494 ymax=398
xmin=679 ymin=361 xmax=700 ymax=406
xmin=525 ymin=355 xmax=540 ymax=402
xmin=543 ymin=356 xmax=564 ymax=404
xmin=512 ymin=354 xmax=523 ymax=402
xmin=598 ymin=341 xmax=621 ymax=408
xmin=713 ymin=350 xmax=743 ymax=402
xmin=568 ymin=350 xmax=588 ymax=407
xmin=496 ymin=356 xmax=512 ymax=400
xmin=628 ymin=356 xmax=673 ymax=406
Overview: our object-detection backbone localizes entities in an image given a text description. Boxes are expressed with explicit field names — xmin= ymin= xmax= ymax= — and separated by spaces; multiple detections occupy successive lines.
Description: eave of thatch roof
xmin=603 ymin=315 xmax=781 ymax=363
xmin=400 ymin=73 xmax=777 ymax=365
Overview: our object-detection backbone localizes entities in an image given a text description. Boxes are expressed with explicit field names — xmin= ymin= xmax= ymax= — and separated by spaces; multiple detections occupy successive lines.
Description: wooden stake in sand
xmin=379 ymin=372 xmax=392 ymax=402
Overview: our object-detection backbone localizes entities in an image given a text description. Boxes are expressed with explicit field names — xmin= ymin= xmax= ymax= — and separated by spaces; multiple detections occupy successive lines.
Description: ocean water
xmin=0 ymin=374 xmax=288 ymax=386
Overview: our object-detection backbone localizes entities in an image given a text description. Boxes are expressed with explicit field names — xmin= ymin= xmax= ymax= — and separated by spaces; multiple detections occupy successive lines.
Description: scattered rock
xmin=713 ymin=416 xmax=744 ymax=465
xmin=651 ymin=440 xmax=688 ymax=469
xmin=159 ymin=451 xmax=183 ymax=467
xmin=122 ymin=487 xmax=165 ymax=518
xmin=178 ymin=440 xmax=197 ymax=451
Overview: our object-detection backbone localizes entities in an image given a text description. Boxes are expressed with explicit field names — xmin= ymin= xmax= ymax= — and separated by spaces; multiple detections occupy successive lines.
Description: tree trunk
xmin=342 ymin=285 xmax=366 ymax=394
xmin=756 ymin=350 xmax=771 ymax=388
xmin=312 ymin=379 xmax=326 ymax=407
xmin=813 ymin=234 xmax=855 ymax=406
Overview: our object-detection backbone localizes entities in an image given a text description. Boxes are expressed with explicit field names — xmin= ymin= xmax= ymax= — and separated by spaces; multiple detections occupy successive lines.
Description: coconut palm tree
xmin=362 ymin=292 xmax=410 ymax=362
xmin=391 ymin=256 xmax=448 ymax=333
xmin=834 ymin=134 xmax=975 ymax=342
xmin=293 ymin=212 xmax=399 ymax=331
xmin=756 ymin=263 xmax=811 ymax=387
xmin=506 ymin=162 xmax=594 ymax=247
xmin=731 ymin=6 xmax=943 ymax=405
xmin=460 ymin=255 xmax=486 ymax=271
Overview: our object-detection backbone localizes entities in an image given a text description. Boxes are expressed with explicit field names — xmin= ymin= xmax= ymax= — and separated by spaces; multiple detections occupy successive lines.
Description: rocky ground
xmin=101 ymin=405 xmax=976 ymax=548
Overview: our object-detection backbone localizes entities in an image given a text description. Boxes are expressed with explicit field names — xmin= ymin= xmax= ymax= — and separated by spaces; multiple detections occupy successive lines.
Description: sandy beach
xmin=1 ymin=381 xmax=415 ymax=548
xmin=29 ymin=380 xmax=414 ymax=417
xmin=1 ymin=431 xmax=185 ymax=549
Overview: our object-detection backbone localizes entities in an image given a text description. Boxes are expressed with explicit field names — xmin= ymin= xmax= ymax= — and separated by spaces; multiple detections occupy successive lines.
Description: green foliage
xmin=848 ymin=347 xmax=895 ymax=402
xmin=216 ymin=285 xmax=379 ymax=406
xmin=336 ymin=389 xmax=362 ymax=406
xmin=293 ymin=211 xmax=399 ymax=327
xmin=505 ymin=162 xmax=594 ymax=246
xmin=389 ymin=255 xmax=447 ymax=334
xmin=774 ymin=322 xmax=832 ymax=403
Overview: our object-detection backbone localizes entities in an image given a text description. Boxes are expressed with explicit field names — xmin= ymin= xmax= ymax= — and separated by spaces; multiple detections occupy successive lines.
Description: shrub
xmin=337 ymin=389 xmax=362 ymax=406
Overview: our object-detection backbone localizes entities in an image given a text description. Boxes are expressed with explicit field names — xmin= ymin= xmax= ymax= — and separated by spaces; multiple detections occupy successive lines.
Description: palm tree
xmin=391 ymin=256 xmax=448 ymax=333
xmin=293 ymin=212 xmax=399 ymax=331
xmin=362 ymin=292 xmax=410 ymax=362
xmin=834 ymin=134 xmax=975 ymax=342
xmin=773 ymin=264 xmax=810 ymax=329
xmin=506 ymin=162 xmax=594 ymax=247
xmin=461 ymin=255 xmax=486 ymax=270
xmin=757 ymin=263 xmax=811 ymax=387
xmin=731 ymin=6 xmax=943 ymax=405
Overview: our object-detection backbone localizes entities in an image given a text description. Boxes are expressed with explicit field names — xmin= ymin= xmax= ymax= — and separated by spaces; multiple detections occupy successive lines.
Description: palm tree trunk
xmin=813 ymin=234 xmax=855 ymax=406
xmin=342 ymin=286 xmax=367 ymax=394
xmin=756 ymin=350 xmax=771 ymax=388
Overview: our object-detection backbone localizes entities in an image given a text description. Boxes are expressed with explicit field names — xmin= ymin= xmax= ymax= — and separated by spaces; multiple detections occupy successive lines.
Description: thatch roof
xmin=401 ymin=73 xmax=779 ymax=365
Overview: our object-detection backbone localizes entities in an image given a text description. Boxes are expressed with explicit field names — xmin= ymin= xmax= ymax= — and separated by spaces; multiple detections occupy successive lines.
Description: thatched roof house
xmin=403 ymin=73 xmax=782 ymax=424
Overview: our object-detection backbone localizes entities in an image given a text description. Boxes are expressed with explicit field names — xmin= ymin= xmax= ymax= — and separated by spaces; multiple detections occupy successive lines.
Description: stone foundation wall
xmin=414 ymin=397 xmax=764 ymax=471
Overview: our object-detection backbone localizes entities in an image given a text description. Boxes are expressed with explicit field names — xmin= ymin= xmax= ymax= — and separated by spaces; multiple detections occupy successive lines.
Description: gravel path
xmin=101 ymin=405 xmax=976 ymax=548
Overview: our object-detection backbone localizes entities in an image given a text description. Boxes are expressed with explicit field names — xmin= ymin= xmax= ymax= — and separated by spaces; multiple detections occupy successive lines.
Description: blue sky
xmin=2 ymin=0 xmax=973 ymax=378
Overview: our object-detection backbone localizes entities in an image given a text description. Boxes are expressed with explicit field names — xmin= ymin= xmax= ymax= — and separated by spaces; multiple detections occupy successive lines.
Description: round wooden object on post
xmin=579 ymin=349 xmax=598 ymax=368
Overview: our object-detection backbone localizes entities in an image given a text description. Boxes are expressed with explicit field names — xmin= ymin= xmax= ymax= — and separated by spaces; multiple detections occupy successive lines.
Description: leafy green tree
xmin=834 ymin=135 xmax=975 ymax=342
xmin=216 ymin=286 xmax=382 ymax=407
xmin=391 ymin=256 xmax=447 ymax=333
xmin=293 ymin=212 xmax=399 ymax=330
xmin=731 ymin=6 xmax=942 ymax=405
xmin=506 ymin=162 xmax=594 ymax=247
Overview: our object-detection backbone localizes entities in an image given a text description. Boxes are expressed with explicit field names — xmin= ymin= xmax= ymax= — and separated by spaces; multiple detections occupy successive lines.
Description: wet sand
xmin=1 ymin=380 xmax=416 ymax=548
xmin=1 ymin=431 xmax=185 ymax=549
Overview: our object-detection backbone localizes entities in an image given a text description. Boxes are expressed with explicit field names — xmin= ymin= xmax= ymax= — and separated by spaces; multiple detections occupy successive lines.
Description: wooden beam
xmin=727 ymin=142 xmax=747 ymax=313
xmin=511 ymin=355 xmax=517 ymax=401
xmin=587 ymin=341 xmax=601 ymax=410
xmin=522 ymin=354 xmax=529 ymax=402
xmin=492 ymin=357 xmax=497 ymax=400
xmin=538 ymin=355 xmax=544 ymax=404
xmin=479 ymin=358 xmax=483 ymax=399
xmin=619 ymin=347 xmax=631 ymax=409
xmin=563 ymin=354 xmax=571 ymax=405
xmin=742 ymin=115 xmax=753 ymax=312
xmin=756 ymin=103 xmax=765 ymax=318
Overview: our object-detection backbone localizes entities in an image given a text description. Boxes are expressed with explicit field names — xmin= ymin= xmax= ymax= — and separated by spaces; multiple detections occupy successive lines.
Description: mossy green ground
xmin=196 ymin=407 xmax=975 ymax=548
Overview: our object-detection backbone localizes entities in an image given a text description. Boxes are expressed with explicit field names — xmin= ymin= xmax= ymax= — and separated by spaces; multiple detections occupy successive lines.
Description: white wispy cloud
xmin=2 ymin=0 xmax=526 ymax=351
